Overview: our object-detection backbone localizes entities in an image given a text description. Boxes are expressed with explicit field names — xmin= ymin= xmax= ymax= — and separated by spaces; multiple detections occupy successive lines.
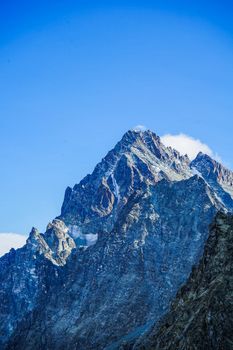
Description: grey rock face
xmin=1 ymin=129 xmax=233 ymax=349
xmin=191 ymin=152 xmax=233 ymax=210
xmin=59 ymin=130 xmax=192 ymax=234
xmin=132 ymin=212 xmax=233 ymax=350
xmin=27 ymin=219 xmax=76 ymax=266
xmin=0 ymin=220 xmax=75 ymax=348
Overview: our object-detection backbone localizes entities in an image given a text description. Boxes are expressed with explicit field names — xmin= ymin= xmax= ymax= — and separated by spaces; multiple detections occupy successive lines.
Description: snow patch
xmin=68 ymin=225 xmax=98 ymax=247
xmin=191 ymin=167 xmax=204 ymax=179
xmin=111 ymin=173 xmax=121 ymax=200
xmin=85 ymin=233 xmax=98 ymax=246
xmin=221 ymin=183 xmax=233 ymax=200
xmin=29 ymin=268 xmax=37 ymax=279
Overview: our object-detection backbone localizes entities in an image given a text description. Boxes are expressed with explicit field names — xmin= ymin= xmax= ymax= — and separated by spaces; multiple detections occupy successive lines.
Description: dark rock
xmin=133 ymin=212 xmax=233 ymax=350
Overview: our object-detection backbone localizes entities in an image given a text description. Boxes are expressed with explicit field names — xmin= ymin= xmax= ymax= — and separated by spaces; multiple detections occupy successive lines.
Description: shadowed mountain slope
xmin=132 ymin=212 xmax=233 ymax=350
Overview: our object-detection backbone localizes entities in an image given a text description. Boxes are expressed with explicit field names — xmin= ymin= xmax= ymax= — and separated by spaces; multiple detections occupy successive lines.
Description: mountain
xmin=1 ymin=129 xmax=233 ymax=349
xmin=191 ymin=152 xmax=233 ymax=210
xmin=131 ymin=212 xmax=233 ymax=350
xmin=59 ymin=129 xmax=192 ymax=234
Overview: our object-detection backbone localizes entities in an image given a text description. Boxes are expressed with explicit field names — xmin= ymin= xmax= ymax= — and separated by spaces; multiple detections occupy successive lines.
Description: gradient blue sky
xmin=1 ymin=0 xmax=233 ymax=235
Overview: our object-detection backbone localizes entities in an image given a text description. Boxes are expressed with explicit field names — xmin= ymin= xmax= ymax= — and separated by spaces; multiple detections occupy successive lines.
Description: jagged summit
xmin=192 ymin=151 xmax=232 ymax=180
xmin=59 ymin=129 xmax=193 ymax=230
xmin=110 ymin=128 xmax=189 ymax=162
xmin=191 ymin=151 xmax=233 ymax=206
xmin=27 ymin=220 xmax=75 ymax=266
xmin=59 ymin=128 xmax=233 ymax=238
xmin=120 ymin=128 xmax=159 ymax=146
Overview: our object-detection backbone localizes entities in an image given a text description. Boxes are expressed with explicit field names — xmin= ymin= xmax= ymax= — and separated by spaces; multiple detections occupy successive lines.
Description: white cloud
xmin=161 ymin=133 xmax=221 ymax=161
xmin=132 ymin=125 xmax=147 ymax=132
xmin=0 ymin=233 xmax=27 ymax=257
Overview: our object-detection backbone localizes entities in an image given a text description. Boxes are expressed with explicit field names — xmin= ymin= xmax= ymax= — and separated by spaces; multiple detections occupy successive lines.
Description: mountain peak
xmin=60 ymin=129 xmax=193 ymax=227
xmin=118 ymin=129 xmax=183 ymax=163
xmin=192 ymin=151 xmax=227 ymax=173
xmin=191 ymin=151 xmax=233 ymax=205
xmin=195 ymin=151 xmax=214 ymax=162
xmin=196 ymin=151 xmax=206 ymax=158
xmin=119 ymin=128 xmax=160 ymax=148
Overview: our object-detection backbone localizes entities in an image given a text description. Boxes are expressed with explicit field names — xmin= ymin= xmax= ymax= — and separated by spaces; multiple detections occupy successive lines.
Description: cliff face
xmin=1 ymin=129 xmax=233 ymax=349
xmin=0 ymin=220 xmax=75 ymax=347
xmin=132 ymin=212 xmax=233 ymax=350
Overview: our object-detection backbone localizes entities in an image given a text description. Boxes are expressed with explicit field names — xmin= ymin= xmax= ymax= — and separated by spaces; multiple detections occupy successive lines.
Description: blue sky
xmin=0 ymin=0 xmax=233 ymax=237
